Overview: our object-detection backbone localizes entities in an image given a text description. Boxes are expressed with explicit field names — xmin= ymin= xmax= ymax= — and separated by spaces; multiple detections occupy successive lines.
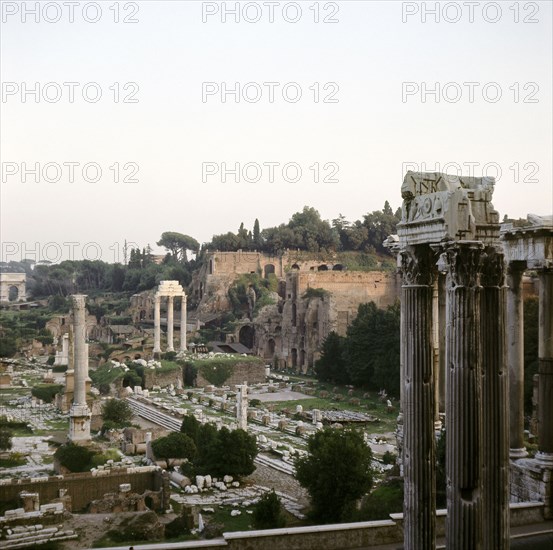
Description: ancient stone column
xmin=536 ymin=269 xmax=553 ymax=465
xmin=400 ymin=246 xmax=436 ymax=550
xmin=237 ymin=382 xmax=248 ymax=431
xmin=438 ymin=273 xmax=446 ymax=415
xmin=444 ymin=243 xmax=484 ymax=549
xmin=167 ymin=296 xmax=174 ymax=352
xmin=506 ymin=261 xmax=527 ymax=458
xmin=69 ymin=294 xmax=91 ymax=443
xmin=432 ymin=277 xmax=441 ymax=430
xmin=180 ymin=293 xmax=187 ymax=352
xmin=153 ymin=294 xmax=161 ymax=354
xmin=480 ymin=247 xmax=509 ymax=549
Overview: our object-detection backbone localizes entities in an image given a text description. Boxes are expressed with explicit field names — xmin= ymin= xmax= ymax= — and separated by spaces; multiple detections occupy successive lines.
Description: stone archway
xmin=264 ymin=264 xmax=275 ymax=277
xmin=8 ymin=286 xmax=19 ymax=301
xmin=239 ymin=325 xmax=255 ymax=349
xmin=265 ymin=338 xmax=275 ymax=358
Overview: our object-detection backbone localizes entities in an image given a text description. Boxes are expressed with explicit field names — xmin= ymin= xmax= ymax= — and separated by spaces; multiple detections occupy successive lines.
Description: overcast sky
xmin=1 ymin=0 xmax=552 ymax=263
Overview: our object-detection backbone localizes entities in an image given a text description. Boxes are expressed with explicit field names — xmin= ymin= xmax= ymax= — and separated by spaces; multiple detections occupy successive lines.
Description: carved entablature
xmin=398 ymin=171 xmax=500 ymax=247
xmin=500 ymin=214 xmax=553 ymax=270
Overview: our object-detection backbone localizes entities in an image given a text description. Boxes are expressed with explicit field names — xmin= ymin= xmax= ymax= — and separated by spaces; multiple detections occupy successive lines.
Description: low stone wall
xmin=510 ymin=458 xmax=553 ymax=519
xmin=0 ymin=468 xmax=165 ymax=513
xmin=144 ymin=367 xmax=183 ymax=390
xmin=194 ymin=361 xmax=266 ymax=388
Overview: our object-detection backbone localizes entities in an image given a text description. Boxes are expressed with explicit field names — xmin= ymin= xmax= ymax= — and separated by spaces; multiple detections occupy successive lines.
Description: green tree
xmin=0 ymin=427 xmax=13 ymax=451
xmin=151 ymin=432 xmax=197 ymax=468
xmin=54 ymin=443 xmax=95 ymax=472
xmin=315 ymin=331 xmax=349 ymax=384
xmin=157 ymin=232 xmax=199 ymax=263
xmin=101 ymin=399 xmax=134 ymax=430
xmin=217 ymin=427 xmax=257 ymax=477
xmin=253 ymin=218 xmax=261 ymax=248
xmin=180 ymin=414 xmax=200 ymax=441
xmin=252 ymin=490 xmax=286 ymax=529
xmin=295 ymin=428 xmax=374 ymax=523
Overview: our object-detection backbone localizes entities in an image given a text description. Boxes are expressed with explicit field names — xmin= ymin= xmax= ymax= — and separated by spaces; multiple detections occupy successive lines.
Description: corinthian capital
xmin=442 ymin=242 xmax=484 ymax=288
xmin=399 ymin=246 xmax=436 ymax=286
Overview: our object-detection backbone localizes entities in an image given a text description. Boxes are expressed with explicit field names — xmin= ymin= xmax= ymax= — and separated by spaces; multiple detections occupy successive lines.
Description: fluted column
xmin=69 ymin=294 xmax=91 ymax=443
xmin=480 ymin=247 xmax=509 ymax=550
xmin=536 ymin=269 xmax=553 ymax=465
xmin=153 ymin=294 xmax=161 ymax=354
xmin=167 ymin=296 xmax=174 ymax=352
xmin=180 ymin=293 xmax=187 ymax=352
xmin=432 ymin=278 xmax=441 ymax=430
xmin=444 ymin=242 xmax=484 ymax=549
xmin=506 ymin=262 xmax=527 ymax=458
xmin=400 ymin=246 xmax=436 ymax=550
xmin=438 ymin=273 xmax=446 ymax=415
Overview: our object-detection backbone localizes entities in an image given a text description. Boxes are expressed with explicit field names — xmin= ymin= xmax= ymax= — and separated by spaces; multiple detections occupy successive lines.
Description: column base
xmin=153 ymin=346 xmax=161 ymax=354
xmin=510 ymin=447 xmax=529 ymax=459
xmin=167 ymin=346 xmax=174 ymax=353
xmin=535 ymin=451 xmax=553 ymax=467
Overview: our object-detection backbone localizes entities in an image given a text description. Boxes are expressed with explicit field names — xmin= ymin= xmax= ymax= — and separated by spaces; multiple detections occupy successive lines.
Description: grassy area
xmin=0 ymin=453 xmax=27 ymax=467
xmin=210 ymin=505 xmax=255 ymax=532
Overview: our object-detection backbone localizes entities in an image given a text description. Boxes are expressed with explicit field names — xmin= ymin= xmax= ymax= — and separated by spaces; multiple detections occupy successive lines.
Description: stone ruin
xmin=395 ymin=171 xmax=553 ymax=549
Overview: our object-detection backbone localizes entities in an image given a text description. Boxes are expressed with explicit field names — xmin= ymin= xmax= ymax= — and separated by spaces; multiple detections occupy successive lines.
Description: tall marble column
xmin=432 ymin=278 xmax=441 ymax=430
xmin=153 ymin=294 xmax=161 ymax=354
xmin=69 ymin=294 xmax=91 ymax=443
xmin=180 ymin=293 xmax=187 ymax=352
xmin=506 ymin=261 xmax=527 ymax=458
xmin=445 ymin=243 xmax=483 ymax=549
xmin=400 ymin=246 xmax=436 ymax=550
xmin=438 ymin=273 xmax=447 ymax=415
xmin=480 ymin=247 xmax=509 ymax=549
xmin=167 ymin=296 xmax=174 ymax=352
xmin=536 ymin=269 xmax=553 ymax=465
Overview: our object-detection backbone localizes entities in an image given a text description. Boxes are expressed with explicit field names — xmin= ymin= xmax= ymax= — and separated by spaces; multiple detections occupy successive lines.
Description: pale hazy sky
xmin=1 ymin=0 xmax=552 ymax=263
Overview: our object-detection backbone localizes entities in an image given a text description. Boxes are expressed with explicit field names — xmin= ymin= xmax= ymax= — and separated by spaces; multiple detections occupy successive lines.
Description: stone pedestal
xmin=401 ymin=247 xmax=436 ymax=550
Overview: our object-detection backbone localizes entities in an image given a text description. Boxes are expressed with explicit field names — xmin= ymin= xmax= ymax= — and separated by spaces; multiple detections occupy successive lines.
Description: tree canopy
xmin=295 ymin=428 xmax=374 ymax=523
xmin=151 ymin=432 xmax=197 ymax=468
xmin=157 ymin=232 xmax=200 ymax=262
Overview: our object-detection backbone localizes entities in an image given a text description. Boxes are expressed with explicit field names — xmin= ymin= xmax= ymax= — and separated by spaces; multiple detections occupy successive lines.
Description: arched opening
xmin=317 ymin=265 xmax=328 ymax=271
xmin=332 ymin=264 xmax=344 ymax=271
xmin=291 ymin=264 xmax=300 ymax=270
xmin=8 ymin=286 xmax=19 ymax=301
xmin=291 ymin=348 xmax=297 ymax=369
xmin=209 ymin=259 xmax=214 ymax=275
xmin=239 ymin=325 xmax=255 ymax=349
xmin=134 ymin=354 xmax=142 ymax=359
xmin=299 ymin=349 xmax=305 ymax=368
xmin=145 ymin=495 xmax=154 ymax=510
xmin=265 ymin=338 xmax=275 ymax=358
xmin=140 ymin=309 xmax=146 ymax=320
xmin=264 ymin=264 xmax=275 ymax=277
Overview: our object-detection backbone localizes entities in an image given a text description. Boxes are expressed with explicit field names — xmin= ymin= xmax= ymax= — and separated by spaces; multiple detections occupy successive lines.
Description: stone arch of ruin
xmin=0 ymin=273 xmax=26 ymax=302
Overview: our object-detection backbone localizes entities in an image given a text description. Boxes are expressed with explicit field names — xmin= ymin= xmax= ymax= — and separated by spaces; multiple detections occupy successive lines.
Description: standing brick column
xmin=400 ymin=246 xmax=436 ymax=550
xmin=506 ymin=261 xmax=527 ymax=458
xmin=537 ymin=269 xmax=553 ymax=465
xmin=445 ymin=243 xmax=484 ymax=549
xmin=480 ymin=247 xmax=509 ymax=549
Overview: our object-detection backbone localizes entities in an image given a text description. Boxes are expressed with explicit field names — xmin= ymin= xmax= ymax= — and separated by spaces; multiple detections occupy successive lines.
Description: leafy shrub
xmin=31 ymin=384 xmax=63 ymax=403
xmin=54 ymin=443 xmax=95 ymax=472
xmin=252 ymin=490 xmax=286 ymax=529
